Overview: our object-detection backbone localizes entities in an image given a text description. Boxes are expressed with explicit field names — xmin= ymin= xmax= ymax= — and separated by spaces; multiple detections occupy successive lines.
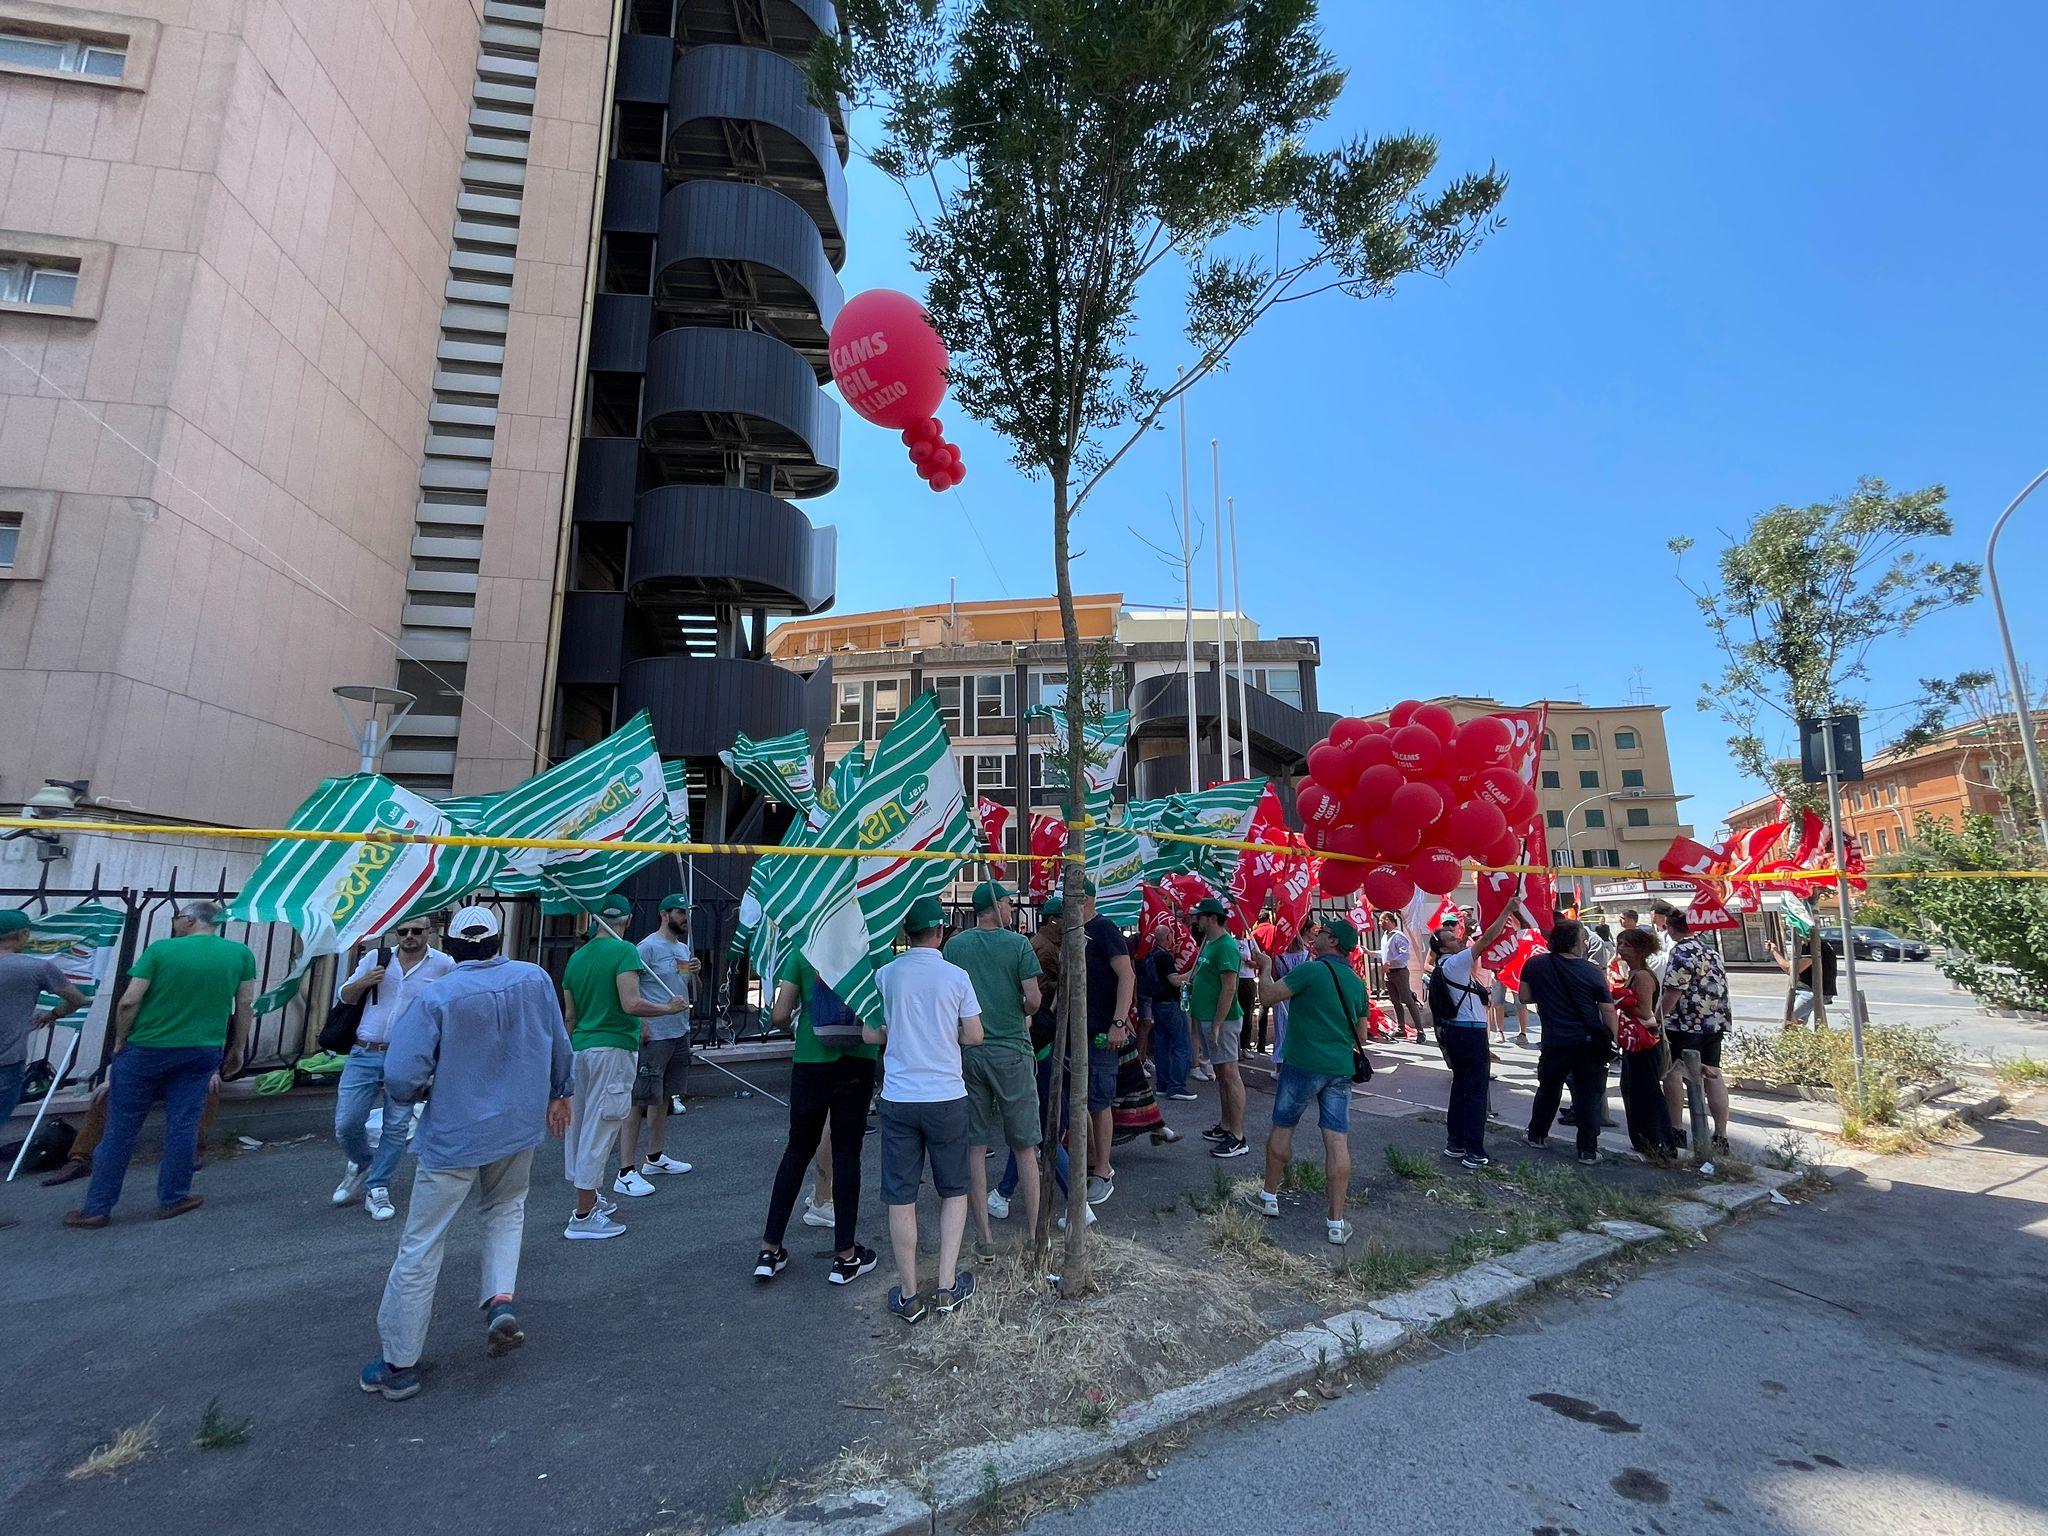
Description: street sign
xmin=1798 ymin=714 xmax=1863 ymax=784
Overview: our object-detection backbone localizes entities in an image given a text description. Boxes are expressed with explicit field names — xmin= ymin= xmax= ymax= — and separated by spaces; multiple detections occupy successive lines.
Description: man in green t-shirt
xmin=1171 ymin=898 xmax=1248 ymax=1158
xmin=558 ymin=894 xmax=688 ymax=1240
xmin=1243 ymin=916 xmax=1370 ymax=1243
xmin=751 ymin=948 xmax=881 ymax=1285
xmin=65 ymin=901 xmax=255 ymax=1228
xmin=943 ymin=881 xmax=1043 ymax=1258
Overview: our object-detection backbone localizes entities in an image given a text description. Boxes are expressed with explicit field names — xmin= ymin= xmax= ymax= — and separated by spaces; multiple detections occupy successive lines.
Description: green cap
xmin=592 ymin=893 xmax=633 ymax=918
xmin=972 ymin=879 xmax=1012 ymax=911
xmin=1317 ymin=915 xmax=1360 ymax=954
xmin=658 ymin=894 xmax=691 ymax=912
xmin=1041 ymin=894 xmax=1064 ymax=918
xmin=0 ymin=910 xmax=30 ymax=936
xmin=904 ymin=894 xmax=948 ymax=934
xmin=1193 ymin=896 xmax=1229 ymax=919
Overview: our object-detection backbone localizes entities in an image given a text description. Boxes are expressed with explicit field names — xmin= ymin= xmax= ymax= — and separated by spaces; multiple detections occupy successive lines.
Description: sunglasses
xmin=395 ymin=927 xmax=429 ymax=937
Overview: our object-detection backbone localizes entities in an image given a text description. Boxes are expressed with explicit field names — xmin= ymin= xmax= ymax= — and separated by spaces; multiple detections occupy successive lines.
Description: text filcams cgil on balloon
xmin=1296 ymin=704 xmax=1536 ymax=911
xmin=826 ymin=289 xmax=967 ymax=494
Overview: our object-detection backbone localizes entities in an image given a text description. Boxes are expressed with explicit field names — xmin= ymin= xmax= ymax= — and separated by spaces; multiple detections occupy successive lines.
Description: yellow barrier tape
xmin=5 ymin=818 xmax=2045 ymax=883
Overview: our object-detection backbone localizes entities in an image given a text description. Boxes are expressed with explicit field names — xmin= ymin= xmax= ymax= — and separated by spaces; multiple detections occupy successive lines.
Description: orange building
xmin=767 ymin=593 xmax=1123 ymax=659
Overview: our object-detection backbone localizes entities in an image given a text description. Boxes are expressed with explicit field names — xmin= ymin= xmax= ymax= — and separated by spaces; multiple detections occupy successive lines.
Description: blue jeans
xmin=0 ymin=1059 xmax=26 ymax=1131
xmin=1152 ymin=1000 xmax=1191 ymax=1096
xmin=82 ymin=1044 xmax=218 ymax=1217
xmin=1000 ymin=1053 xmax=1071 ymax=1200
xmin=1271 ymin=1064 xmax=1351 ymax=1134
xmin=335 ymin=1047 xmax=413 ymax=1189
xmin=1438 ymin=1024 xmax=1491 ymax=1157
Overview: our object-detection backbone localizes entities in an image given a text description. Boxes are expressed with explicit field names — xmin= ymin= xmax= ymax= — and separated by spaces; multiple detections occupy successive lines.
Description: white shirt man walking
xmin=330 ymin=917 xmax=456 ymax=1221
xmin=360 ymin=908 xmax=573 ymax=1401
xmin=1378 ymin=911 xmax=1425 ymax=1039
xmin=867 ymin=895 xmax=983 ymax=1323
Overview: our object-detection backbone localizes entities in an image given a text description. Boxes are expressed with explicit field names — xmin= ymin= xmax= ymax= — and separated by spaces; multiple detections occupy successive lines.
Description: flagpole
xmin=1227 ymin=493 xmax=1252 ymax=782
xmin=1211 ymin=437 xmax=1230 ymax=788
xmin=6 ymin=1031 xmax=77 ymax=1181
xmin=1178 ymin=371 xmax=1198 ymax=793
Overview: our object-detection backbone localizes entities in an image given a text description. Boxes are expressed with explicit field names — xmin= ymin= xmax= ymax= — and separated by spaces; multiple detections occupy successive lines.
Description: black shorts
xmin=632 ymin=1037 xmax=691 ymax=1104
xmin=1664 ymin=1028 xmax=1723 ymax=1069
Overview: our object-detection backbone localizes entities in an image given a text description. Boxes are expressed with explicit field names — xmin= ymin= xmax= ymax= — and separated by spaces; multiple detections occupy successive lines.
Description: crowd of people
xmin=0 ymin=882 xmax=1737 ymax=1398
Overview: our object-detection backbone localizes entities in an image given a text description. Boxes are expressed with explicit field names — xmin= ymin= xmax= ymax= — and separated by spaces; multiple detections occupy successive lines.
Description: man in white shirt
xmin=622 ymin=894 xmax=699 ymax=1181
xmin=331 ymin=916 xmax=457 ymax=1221
xmin=867 ymin=895 xmax=983 ymax=1324
xmin=1378 ymin=912 xmax=1425 ymax=1039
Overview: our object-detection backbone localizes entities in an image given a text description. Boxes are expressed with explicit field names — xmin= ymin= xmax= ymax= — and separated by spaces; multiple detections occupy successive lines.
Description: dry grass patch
xmin=67 ymin=1412 xmax=161 ymax=1480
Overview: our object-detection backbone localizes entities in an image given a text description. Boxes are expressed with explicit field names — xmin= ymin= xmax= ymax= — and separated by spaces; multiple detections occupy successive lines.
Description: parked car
xmin=1856 ymin=925 xmax=1930 ymax=961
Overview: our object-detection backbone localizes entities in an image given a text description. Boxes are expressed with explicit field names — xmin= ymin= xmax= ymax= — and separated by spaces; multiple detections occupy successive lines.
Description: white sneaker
xmin=612 ymin=1169 xmax=657 ymax=1198
xmin=1327 ymin=1219 xmax=1355 ymax=1245
xmin=565 ymin=1208 xmax=626 ymax=1240
xmin=331 ymin=1162 xmax=365 ymax=1207
xmin=986 ymin=1191 xmax=1010 ymax=1220
xmin=595 ymin=1194 xmax=618 ymax=1216
xmin=1244 ymin=1188 xmax=1280 ymax=1218
xmin=802 ymin=1200 xmax=837 ymax=1228
xmin=1055 ymin=1205 xmax=1099 ymax=1231
xmin=642 ymin=1153 xmax=693 ymax=1175
xmin=364 ymin=1186 xmax=396 ymax=1222
xmin=669 ymin=1095 xmax=687 ymax=1115
xmin=1192 ymin=1064 xmax=1215 ymax=1083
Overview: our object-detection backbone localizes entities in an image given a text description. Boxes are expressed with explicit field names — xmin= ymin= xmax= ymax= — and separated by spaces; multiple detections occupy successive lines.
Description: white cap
xmin=448 ymin=905 xmax=501 ymax=940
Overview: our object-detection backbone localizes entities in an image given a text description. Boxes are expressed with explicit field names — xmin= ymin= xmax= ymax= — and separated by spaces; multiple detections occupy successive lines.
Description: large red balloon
xmin=1324 ymin=824 xmax=1374 ymax=862
xmin=1343 ymin=762 xmax=1405 ymax=821
xmin=1505 ymin=780 xmax=1541 ymax=827
xmin=1307 ymin=741 xmax=1359 ymax=794
xmin=1449 ymin=715 xmax=1513 ymax=775
xmin=1387 ymin=780 xmax=1444 ymax=828
xmin=1327 ymin=717 xmax=1373 ymax=749
xmin=1445 ymin=798 xmax=1508 ymax=857
xmin=1296 ymin=781 xmax=1343 ymax=846
xmin=1410 ymin=703 xmax=1458 ymax=746
xmin=829 ymin=290 xmax=950 ymax=430
xmin=1362 ymin=864 xmax=1415 ymax=911
xmin=1409 ymin=846 xmax=1463 ymax=896
xmin=1474 ymin=764 xmax=1525 ymax=813
xmin=1368 ymin=812 xmax=1423 ymax=859
xmin=1481 ymin=829 xmax=1522 ymax=869
xmin=1320 ymin=859 xmax=1368 ymax=899
xmin=1387 ymin=723 xmax=1443 ymax=777
xmin=1388 ymin=699 xmax=1422 ymax=729
xmin=1348 ymin=734 xmax=1397 ymax=773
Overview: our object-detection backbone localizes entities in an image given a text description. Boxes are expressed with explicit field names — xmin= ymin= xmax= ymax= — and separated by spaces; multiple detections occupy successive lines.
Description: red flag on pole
xmin=975 ymin=796 xmax=1011 ymax=881
xmin=1026 ymin=812 xmax=1067 ymax=901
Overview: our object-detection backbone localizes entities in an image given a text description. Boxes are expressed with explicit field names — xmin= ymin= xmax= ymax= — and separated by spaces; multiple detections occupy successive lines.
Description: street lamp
xmin=1986 ymin=466 xmax=2048 ymax=851
xmin=1562 ymin=789 xmax=1686 ymax=912
xmin=333 ymin=685 xmax=415 ymax=776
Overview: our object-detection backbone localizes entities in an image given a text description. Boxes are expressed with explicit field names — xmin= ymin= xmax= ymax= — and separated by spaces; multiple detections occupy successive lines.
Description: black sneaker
xmin=829 ymin=1245 xmax=879 ymax=1286
xmin=1711 ymin=1134 xmax=1731 ymax=1156
xmin=1201 ymin=1124 xmax=1230 ymax=1142
xmin=1441 ymin=1146 xmax=1469 ymax=1160
xmin=753 ymin=1246 xmax=788 ymax=1282
xmin=888 ymin=1285 xmax=928 ymax=1325
xmin=1577 ymin=1151 xmax=1602 ymax=1166
xmin=1460 ymin=1153 xmax=1492 ymax=1170
xmin=1524 ymin=1133 xmax=1549 ymax=1148
xmin=1211 ymin=1136 xmax=1250 ymax=1159
xmin=934 ymin=1270 xmax=976 ymax=1315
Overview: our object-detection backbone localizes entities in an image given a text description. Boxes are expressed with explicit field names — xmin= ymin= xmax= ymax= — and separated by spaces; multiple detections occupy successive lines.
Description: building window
xmin=0 ymin=512 xmax=18 ymax=570
xmin=0 ymin=30 xmax=125 ymax=79
xmin=934 ymin=676 xmax=965 ymax=735
xmin=873 ymin=678 xmax=900 ymax=729
xmin=1887 ymin=782 xmax=1899 ymax=805
xmin=837 ymin=681 xmax=863 ymax=730
xmin=1541 ymin=731 xmax=1555 ymax=750
xmin=1550 ymin=848 xmax=1571 ymax=867
xmin=1545 ymin=809 xmax=1564 ymax=829
xmin=1584 ymin=809 xmax=1607 ymax=829
xmin=1541 ymin=770 xmax=1560 ymax=789
xmin=1622 ymin=768 xmax=1644 ymax=789
xmin=1578 ymin=770 xmax=1600 ymax=789
xmin=974 ymin=754 xmax=1014 ymax=790
xmin=1583 ymin=849 xmax=1621 ymax=869
xmin=1875 ymin=826 xmax=1890 ymax=854
xmin=974 ymin=672 xmax=1012 ymax=725
xmin=1252 ymin=666 xmax=1303 ymax=709
xmin=1570 ymin=730 xmax=1593 ymax=751
xmin=0 ymin=256 xmax=80 ymax=309
xmin=1614 ymin=729 xmax=1638 ymax=750
xmin=1626 ymin=807 xmax=1650 ymax=827
xmin=1848 ymin=788 xmax=1862 ymax=811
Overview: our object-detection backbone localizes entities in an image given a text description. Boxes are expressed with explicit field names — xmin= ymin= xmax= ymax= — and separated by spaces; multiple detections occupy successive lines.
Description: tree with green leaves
xmin=814 ymin=0 xmax=1504 ymax=1286
xmin=1671 ymin=477 xmax=1984 ymax=808
xmin=1882 ymin=813 xmax=2048 ymax=1011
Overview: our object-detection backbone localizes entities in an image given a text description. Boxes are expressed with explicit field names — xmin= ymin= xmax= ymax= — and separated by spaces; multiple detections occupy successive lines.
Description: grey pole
xmin=1820 ymin=721 xmax=1867 ymax=1107
xmin=1986 ymin=467 xmax=2048 ymax=851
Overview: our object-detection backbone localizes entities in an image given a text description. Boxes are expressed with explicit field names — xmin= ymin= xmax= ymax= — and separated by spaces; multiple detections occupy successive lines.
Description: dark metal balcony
xmin=654 ymin=180 xmax=843 ymax=377
xmin=628 ymin=484 xmax=835 ymax=617
xmin=676 ymin=0 xmax=837 ymax=59
xmin=641 ymin=326 xmax=839 ymax=496
xmin=665 ymin=44 xmax=847 ymax=265
xmin=621 ymin=653 xmax=816 ymax=759
xmin=1128 ymin=672 xmax=1324 ymax=763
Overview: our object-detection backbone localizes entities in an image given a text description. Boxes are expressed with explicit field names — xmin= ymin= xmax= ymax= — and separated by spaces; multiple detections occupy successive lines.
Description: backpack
xmin=1426 ymin=958 xmax=1488 ymax=1028
xmin=808 ymin=976 xmax=864 ymax=1044
xmin=319 ymin=946 xmax=391 ymax=1053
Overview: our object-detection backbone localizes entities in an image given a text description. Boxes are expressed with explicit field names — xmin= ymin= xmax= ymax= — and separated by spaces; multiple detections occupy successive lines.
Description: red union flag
xmin=1478 ymin=705 xmax=1555 ymax=944
xmin=1682 ymin=877 xmax=1739 ymax=930
xmin=975 ymin=796 xmax=1011 ymax=880
xmin=1268 ymin=851 xmax=1318 ymax=950
xmin=1657 ymin=835 xmax=1726 ymax=880
xmin=1229 ymin=784 xmax=1291 ymax=926
xmin=1026 ymin=812 xmax=1067 ymax=901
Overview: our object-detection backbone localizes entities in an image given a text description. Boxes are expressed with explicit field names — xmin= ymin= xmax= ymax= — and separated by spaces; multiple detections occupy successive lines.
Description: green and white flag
xmin=1155 ymin=778 xmax=1269 ymax=886
xmin=233 ymin=775 xmax=502 ymax=1011
xmin=815 ymin=743 xmax=868 ymax=819
xmin=720 ymin=728 xmax=821 ymax=828
xmin=475 ymin=711 xmax=674 ymax=911
xmin=753 ymin=692 xmax=978 ymax=1023
xmin=23 ymin=903 xmax=125 ymax=1015
xmin=1086 ymin=824 xmax=1147 ymax=928
xmin=729 ymin=747 xmax=860 ymax=965
xmin=1026 ymin=706 xmax=1131 ymax=821
xmin=662 ymin=758 xmax=693 ymax=840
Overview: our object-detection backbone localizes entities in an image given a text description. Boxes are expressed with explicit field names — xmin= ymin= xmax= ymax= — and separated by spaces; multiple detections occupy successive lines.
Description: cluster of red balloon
xmin=1296 ymin=702 xmax=1539 ymax=911
xmin=826 ymin=288 xmax=968 ymax=496
xmin=900 ymin=416 xmax=965 ymax=492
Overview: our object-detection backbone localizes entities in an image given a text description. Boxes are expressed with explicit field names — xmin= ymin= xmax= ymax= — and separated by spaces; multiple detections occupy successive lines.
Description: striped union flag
xmin=719 ymin=727 xmax=821 ymax=828
xmin=22 ymin=903 xmax=125 ymax=1015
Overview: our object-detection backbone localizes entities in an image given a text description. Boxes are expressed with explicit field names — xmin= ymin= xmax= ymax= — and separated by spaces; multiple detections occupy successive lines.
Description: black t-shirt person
xmin=1083 ymin=915 xmax=1130 ymax=1041
xmin=1519 ymin=951 xmax=1613 ymax=1048
xmin=1796 ymin=940 xmax=1839 ymax=1001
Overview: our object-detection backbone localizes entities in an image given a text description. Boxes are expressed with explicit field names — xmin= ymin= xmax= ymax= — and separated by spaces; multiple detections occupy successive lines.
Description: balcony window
xmin=1584 ymin=809 xmax=1606 ymax=829
xmin=1570 ymin=730 xmax=1593 ymax=751
xmin=1578 ymin=770 xmax=1600 ymax=789
xmin=0 ymin=30 xmax=125 ymax=79
xmin=1622 ymin=768 xmax=1644 ymax=789
xmin=1541 ymin=770 xmax=1560 ymax=789
xmin=1614 ymin=729 xmax=1639 ymax=750
xmin=1626 ymin=807 xmax=1650 ymax=827
xmin=0 ymin=256 xmax=79 ymax=309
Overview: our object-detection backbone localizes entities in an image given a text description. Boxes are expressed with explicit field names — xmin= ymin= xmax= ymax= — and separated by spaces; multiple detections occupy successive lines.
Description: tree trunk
xmin=1052 ymin=466 xmax=1093 ymax=1291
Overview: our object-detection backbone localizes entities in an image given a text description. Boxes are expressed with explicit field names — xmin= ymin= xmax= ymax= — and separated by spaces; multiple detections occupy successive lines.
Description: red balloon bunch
xmin=827 ymin=288 xmax=968 ymax=494
xmin=900 ymin=415 xmax=966 ymax=493
xmin=1299 ymin=704 xmax=1539 ymax=912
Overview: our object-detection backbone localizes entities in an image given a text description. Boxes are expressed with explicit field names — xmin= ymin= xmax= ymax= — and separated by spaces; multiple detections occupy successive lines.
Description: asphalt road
xmin=1723 ymin=958 xmax=2045 ymax=1064
xmin=1024 ymin=1108 xmax=2048 ymax=1536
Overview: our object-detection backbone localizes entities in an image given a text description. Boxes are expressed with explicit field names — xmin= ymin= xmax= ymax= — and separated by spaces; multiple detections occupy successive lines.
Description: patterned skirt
xmin=1110 ymin=1042 xmax=1165 ymax=1143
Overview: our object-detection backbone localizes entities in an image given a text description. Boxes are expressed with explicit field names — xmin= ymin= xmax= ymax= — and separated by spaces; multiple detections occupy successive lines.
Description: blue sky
xmin=806 ymin=2 xmax=2048 ymax=837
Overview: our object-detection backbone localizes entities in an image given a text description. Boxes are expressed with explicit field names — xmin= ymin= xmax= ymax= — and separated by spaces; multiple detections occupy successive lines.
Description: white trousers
xmin=375 ymin=1146 xmax=534 ymax=1369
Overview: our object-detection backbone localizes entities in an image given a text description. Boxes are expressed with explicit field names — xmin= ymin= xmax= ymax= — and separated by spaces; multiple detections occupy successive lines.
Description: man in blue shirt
xmin=360 ymin=907 xmax=574 ymax=1402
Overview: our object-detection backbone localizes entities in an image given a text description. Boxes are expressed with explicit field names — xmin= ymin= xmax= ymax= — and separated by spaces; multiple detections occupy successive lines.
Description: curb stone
xmin=725 ymin=1186 xmax=1788 ymax=1536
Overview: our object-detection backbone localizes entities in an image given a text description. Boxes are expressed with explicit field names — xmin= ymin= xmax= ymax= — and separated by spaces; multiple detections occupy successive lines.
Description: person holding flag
xmin=623 ymin=894 xmax=699 ymax=1181
xmin=560 ymin=895 xmax=687 ymax=1239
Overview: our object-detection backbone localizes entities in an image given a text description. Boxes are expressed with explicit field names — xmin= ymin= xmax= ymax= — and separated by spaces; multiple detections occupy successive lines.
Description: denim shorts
xmin=1087 ymin=1046 xmax=1120 ymax=1113
xmin=878 ymin=1096 xmax=971 ymax=1205
xmin=1270 ymin=1064 xmax=1351 ymax=1134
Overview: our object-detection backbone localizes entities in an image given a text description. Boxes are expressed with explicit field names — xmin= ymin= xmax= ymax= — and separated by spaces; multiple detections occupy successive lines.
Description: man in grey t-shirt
xmin=0 ymin=909 xmax=90 ymax=1148
xmin=620 ymin=894 xmax=700 ymax=1183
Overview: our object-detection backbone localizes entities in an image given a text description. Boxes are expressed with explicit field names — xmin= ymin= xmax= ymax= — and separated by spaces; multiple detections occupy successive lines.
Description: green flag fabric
xmin=720 ymin=728 xmax=821 ymax=828
xmin=752 ymin=692 xmax=979 ymax=1023
xmin=1086 ymin=824 xmax=1147 ymax=928
xmin=661 ymin=758 xmax=693 ymax=840
xmin=23 ymin=903 xmax=125 ymax=1016
xmin=1156 ymin=778 xmax=1269 ymax=887
xmin=1026 ymin=706 xmax=1131 ymax=820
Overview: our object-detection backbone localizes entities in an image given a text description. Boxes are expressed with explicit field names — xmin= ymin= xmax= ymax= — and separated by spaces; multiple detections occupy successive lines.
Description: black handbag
xmin=318 ymin=946 xmax=390 ymax=1053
